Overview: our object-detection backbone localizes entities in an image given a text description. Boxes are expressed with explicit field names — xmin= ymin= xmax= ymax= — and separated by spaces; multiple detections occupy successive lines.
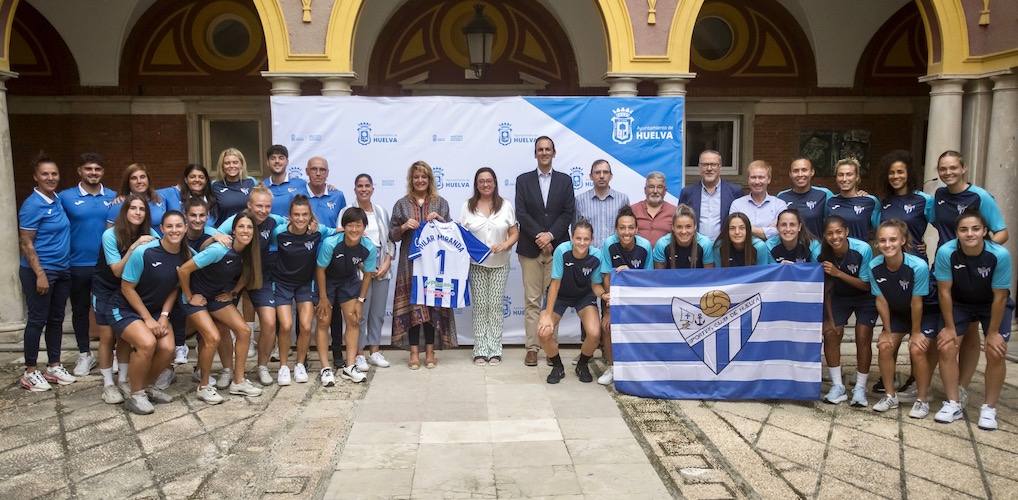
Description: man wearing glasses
xmin=677 ymin=150 xmax=744 ymax=240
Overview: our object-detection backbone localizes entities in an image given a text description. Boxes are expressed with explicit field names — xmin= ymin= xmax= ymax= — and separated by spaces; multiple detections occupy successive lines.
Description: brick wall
xmin=10 ymin=114 xmax=188 ymax=202
xmin=751 ymin=114 xmax=919 ymax=194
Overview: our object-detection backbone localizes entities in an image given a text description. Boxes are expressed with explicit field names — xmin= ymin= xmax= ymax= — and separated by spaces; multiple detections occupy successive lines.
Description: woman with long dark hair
xmin=652 ymin=204 xmax=714 ymax=269
xmin=708 ymin=212 xmax=769 ymax=267
xmin=106 ymin=163 xmax=166 ymax=229
xmin=764 ymin=209 xmax=820 ymax=264
xmin=159 ymin=163 xmax=218 ymax=226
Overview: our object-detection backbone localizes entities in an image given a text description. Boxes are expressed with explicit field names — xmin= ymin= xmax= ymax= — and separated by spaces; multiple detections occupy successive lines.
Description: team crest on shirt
xmin=241 ymin=188 xmax=250 ymax=195
xmin=847 ymin=264 xmax=859 ymax=274
xmin=904 ymin=204 xmax=916 ymax=214
xmin=581 ymin=266 xmax=593 ymax=276
xmin=304 ymin=241 xmax=314 ymax=251
xmin=853 ymin=205 xmax=865 ymax=215
xmin=806 ymin=201 xmax=817 ymax=210
xmin=899 ymin=280 xmax=910 ymax=291
xmin=957 ymin=204 xmax=969 ymax=214
xmin=977 ymin=266 xmax=991 ymax=278
xmin=327 ymin=201 xmax=336 ymax=210
xmin=260 ymin=230 xmax=270 ymax=240
xmin=352 ymin=257 xmax=362 ymax=265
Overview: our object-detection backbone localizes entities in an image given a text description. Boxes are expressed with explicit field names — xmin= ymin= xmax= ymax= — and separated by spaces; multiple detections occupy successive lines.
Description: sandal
xmin=408 ymin=356 xmax=420 ymax=370
xmin=488 ymin=356 xmax=502 ymax=366
xmin=473 ymin=356 xmax=487 ymax=366
xmin=425 ymin=357 xmax=437 ymax=369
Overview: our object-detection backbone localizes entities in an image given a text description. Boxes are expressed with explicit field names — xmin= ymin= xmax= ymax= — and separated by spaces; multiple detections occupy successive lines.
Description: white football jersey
xmin=408 ymin=221 xmax=490 ymax=308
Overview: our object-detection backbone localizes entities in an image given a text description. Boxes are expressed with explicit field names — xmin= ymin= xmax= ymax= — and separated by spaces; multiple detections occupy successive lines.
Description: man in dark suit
xmin=677 ymin=149 xmax=744 ymax=240
xmin=515 ymin=136 xmax=575 ymax=366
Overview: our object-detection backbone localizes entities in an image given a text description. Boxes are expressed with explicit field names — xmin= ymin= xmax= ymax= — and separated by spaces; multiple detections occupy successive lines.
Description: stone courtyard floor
xmin=1 ymin=340 xmax=1017 ymax=499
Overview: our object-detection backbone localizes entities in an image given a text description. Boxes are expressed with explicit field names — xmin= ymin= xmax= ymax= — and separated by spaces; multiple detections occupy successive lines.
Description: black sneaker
xmin=896 ymin=376 xmax=916 ymax=393
xmin=575 ymin=362 xmax=593 ymax=383
xmin=872 ymin=379 xmax=886 ymax=394
xmin=546 ymin=366 xmax=565 ymax=384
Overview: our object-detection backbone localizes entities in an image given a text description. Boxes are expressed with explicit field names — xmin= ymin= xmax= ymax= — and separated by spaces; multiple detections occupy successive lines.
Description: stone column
xmin=961 ymin=79 xmax=993 ymax=185
xmin=656 ymin=76 xmax=693 ymax=97
xmin=606 ymin=77 xmax=639 ymax=97
xmin=921 ymin=78 xmax=966 ymax=188
xmin=320 ymin=73 xmax=356 ymax=96
xmin=260 ymin=73 xmax=303 ymax=96
xmin=0 ymin=70 xmax=26 ymax=339
xmin=983 ymin=73 xmax=1018 ymax=295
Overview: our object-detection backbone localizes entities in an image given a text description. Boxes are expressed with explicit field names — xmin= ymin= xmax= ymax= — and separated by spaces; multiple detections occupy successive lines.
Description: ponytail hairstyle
xmin=288 ymin=194 xmax=318 ymax=227
xmin=182 ymin=197 xmax=210 ymax=225
xmin=777 ymin=208 xmax=815 ymax=251
xmin=876 ymin=218 xmax=911 ymax=255
xmin=233 ymin=210 xmax=263 ymax=291
xmin=572 ymin=218 xmax=594 ymax=241
xmin=716 ymin=212 xmax=755 ymax=267
xmin=818 ymin=215 xmax=850 ymax=263
xmin=160 ymin=210 xmax=192 ymax=261
xmin=113 ymin=194 xmax=153 ymax=253
xmin=956 ymin=209 xmax=993 ymax=240
xmin=614 ymin=204 xmax=636 ymax=229
xmin=668 ymin=204 xmax=699 ymax=269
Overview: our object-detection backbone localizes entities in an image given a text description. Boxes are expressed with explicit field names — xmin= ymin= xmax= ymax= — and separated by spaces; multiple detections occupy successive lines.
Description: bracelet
xmin=159 ymin=311 xmax=170 ymax=317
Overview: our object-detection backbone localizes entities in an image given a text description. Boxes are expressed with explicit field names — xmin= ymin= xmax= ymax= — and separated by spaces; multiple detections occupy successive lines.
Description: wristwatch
xmin=357 ymin=297 xmax=366 ymax=303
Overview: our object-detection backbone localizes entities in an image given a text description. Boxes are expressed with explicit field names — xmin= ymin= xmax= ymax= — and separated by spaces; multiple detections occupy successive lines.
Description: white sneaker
xmin=320 ymin=367 xmax=336 ymax=387
xmin=118 ymin=383 xmax=132 ymax=399
xmin=257 ymin=365 xmax=273 ymax=386
xmin=934 ymin=401 xmax=963 ymax=423
xmin=597 ymin=367 xmax=614 ymax=386
xmin=216 ymin=368 xmax=233 ymax=390
xmin=341 ymin=365 xmax=366 ymax=383
xmin=873 ymin=394 xmax=898 ymax=412
xmin=44 ymin=365 xmax=76 ymax=385
xmin=196 ymin=385 xmax=224 ymax=405
xmin=354 ymin=355 xmax=369 ymax=372
xmin=174 ymin=345 xmax=189 ymax=365
xmin=277 ymin=365 xmax=292 ymax=386
xmin=191 ymin=368 xmax=215 ymax=386
xmin=978 ymin=405 xmax=998 ymax=431
xmin=368 ymin=352 xmax=390 ymax=368
xmin=824 ymin=385 xmax=848 ymax=404
xmin=145 ymin=386 xmax=174 ymax=404
xmin=229 ymin=379 xmax=263 ymax=397
xmin=850 ymin=386 xmax=868 ymax=408
xmin=101 ymin=384 xmax=124 ymax=404
xmin=154 ymin=367 xmax=176 ymax=390
xmin=909 ymin=400 xmax=930 ymax=419
xmin=294 ymin=363 xmax=309 ymax=383
xmin=73 ymin=353 xmax=96 ymax=376
xmin=124 ymin=393 xmax=154 ymax=415
xmin=20 ymin=371 xmax=52 ymax=392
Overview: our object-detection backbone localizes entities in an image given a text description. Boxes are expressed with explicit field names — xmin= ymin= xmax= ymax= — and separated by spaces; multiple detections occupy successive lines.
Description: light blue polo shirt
xmin=263 ymin=174 xmax=308 ymax=217
xmin=306 ymin=183 xmax=346 ymax=227
xmin=19 ymin=188 xmax=71 ymax=271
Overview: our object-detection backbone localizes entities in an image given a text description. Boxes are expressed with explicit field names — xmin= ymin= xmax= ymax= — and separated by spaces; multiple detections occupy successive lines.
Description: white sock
xmin=828 ymin=366 xmax=843 ymax=386
xmin=100 ymin=367 xmax=114 ymax=386
xmin=118 ymin=364 xmax=129 ymax=383
xmin=856 ymin=372 xmax=869 ymax=389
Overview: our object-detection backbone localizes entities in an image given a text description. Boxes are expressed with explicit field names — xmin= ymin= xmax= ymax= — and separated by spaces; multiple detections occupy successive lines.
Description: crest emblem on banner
xmin=611 ymin=107 xmax=634 ymax=145
xmin=357 ymin=122 xmax=372 ymax=146
xmin=570 ymin=167 xmax=585 ymax=190
xmin=433 ymin=167 xmax=445 ymax=190
xmin=671 ymin=291 xmax=762 ymax=374
xmin=502 ymin=295 xmax=512 ymax=319
xmin=498 ymin=122 xmax=512 ymax=146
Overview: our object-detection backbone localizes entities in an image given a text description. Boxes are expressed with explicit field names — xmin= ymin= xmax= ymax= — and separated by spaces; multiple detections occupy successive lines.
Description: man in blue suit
xmin=677 ymin=149 xmax=744 ymax=240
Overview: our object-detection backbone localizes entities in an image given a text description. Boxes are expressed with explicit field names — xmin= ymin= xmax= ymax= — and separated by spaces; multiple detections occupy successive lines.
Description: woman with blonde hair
xmin=211 ymin=148 xmax=257 ymax=223
xmin=389 ymin=161 xmax=455 ymax=369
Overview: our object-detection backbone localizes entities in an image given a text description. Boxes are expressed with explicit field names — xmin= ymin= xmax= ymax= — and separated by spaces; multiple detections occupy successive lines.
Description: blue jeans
xmin=69 ymin=266 xmax=95 ymax=353
xmin=20 ymin=267 xmax=71 ymax=366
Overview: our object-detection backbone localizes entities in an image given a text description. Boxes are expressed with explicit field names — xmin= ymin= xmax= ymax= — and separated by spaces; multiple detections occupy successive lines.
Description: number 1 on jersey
xmin=436 ymin=249 xmax=446 ymax=275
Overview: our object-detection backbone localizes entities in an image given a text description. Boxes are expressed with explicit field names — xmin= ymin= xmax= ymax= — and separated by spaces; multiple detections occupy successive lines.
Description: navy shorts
xmin=92 ymin=291 xmax=113 ymax=326
xmin=248 ymin=282 xmax=276 ymax=308
xmin=553 ymin=293 xmax=598 ymax=317
xmin=110 ymin=307 xmax=144 ymax=337
xmin=274 ymin=281 xmax=317 ymax=306
xmin=181 ymin=292 xmax=235 ymax=317
xmin=889 ymin=310 xmax=943 ymax=337
xmin=830 ymin=295 xmax=877 ymax=328
xmin=950 ymin=300 xmax=1015 ymax=341
xmin=325 ymin=277 xmax=362 ymax=305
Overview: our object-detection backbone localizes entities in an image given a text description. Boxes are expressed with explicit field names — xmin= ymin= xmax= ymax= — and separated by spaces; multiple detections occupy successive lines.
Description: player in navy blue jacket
xmin=932 ymin=211 xmax=1013 ymax=430
xmin=877 ymin=150 xmax=934 ymax=259
xmin=178 ymin=211 xmax=263 ymax=404
xmin=818 ymin=215 xmax=876 ymax=407
xmin=868 ymin=220 xmax=938 ymax=415
xmin=211 ymin=148 xmax=258 ymax=223
xmin=538 ymin=220 xmax=608 ymax=385
xmin=111 ymin=211 xmax=190 ymax=415
xmin=598 ymin=206 xmax=653 ymax=385
xmin=315 ymin=207 xmax=378 ymax=385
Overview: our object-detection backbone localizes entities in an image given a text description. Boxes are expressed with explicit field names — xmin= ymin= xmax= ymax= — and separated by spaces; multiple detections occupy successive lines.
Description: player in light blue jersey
xmin=262 ymin=144 xmax=307 ymax=216
xmin=707 ymin=213 xmax=769 ymax=267
xmin=652 ymin=205 xmax=714 ymax=269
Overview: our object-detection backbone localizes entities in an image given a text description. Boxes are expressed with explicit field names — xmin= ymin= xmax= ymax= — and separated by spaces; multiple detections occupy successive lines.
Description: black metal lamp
xmin=462 ymin=3 xmax=495 ymax=79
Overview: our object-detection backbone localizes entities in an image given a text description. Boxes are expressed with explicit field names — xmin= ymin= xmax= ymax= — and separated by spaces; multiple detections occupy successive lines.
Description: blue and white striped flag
xmin=612 ymin=264 xmax=824 ymax=400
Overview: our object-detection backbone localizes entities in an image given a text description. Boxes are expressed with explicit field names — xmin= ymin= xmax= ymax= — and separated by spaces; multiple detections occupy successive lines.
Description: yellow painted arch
xmin=0 ymin=0 xmax=20 ymax=72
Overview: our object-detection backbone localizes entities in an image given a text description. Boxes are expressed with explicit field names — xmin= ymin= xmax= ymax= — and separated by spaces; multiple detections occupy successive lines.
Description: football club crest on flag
xmin=611 ymin=264 xmax=823 ymax=400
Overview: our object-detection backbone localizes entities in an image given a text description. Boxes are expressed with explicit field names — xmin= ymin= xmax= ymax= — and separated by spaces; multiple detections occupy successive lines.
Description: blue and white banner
xmin=611 ymin=264 xmax=823 ymax=400
xmin=272 ymin=96 xmax=684 ymax=345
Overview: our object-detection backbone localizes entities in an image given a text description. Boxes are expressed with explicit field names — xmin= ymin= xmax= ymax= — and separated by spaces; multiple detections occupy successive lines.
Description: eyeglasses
xmin=699 ymin=162 xmax=721 ymax=169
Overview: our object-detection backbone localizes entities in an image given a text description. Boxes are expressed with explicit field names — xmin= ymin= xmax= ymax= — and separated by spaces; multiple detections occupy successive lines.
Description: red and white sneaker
xmin=44 ymin=365 xmax=77 ymax=385
xmin=20 ymin=370 xmax=52 ymax=392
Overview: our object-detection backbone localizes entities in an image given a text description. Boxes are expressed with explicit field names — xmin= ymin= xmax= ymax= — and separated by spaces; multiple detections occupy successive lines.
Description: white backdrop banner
xmin=271 ymin=96 xmax=684 ymax=345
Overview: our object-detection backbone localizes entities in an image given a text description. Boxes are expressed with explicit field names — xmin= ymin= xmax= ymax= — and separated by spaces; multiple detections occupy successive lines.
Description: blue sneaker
xmin=850 ymin=386 xmax=868 ymax=408
xmin=824 ymin=384 xmax=848 ymax=404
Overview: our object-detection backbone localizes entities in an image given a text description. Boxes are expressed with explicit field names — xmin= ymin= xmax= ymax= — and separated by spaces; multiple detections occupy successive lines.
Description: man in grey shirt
xmin=574 ymin=159 xmax=630 ymax=247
